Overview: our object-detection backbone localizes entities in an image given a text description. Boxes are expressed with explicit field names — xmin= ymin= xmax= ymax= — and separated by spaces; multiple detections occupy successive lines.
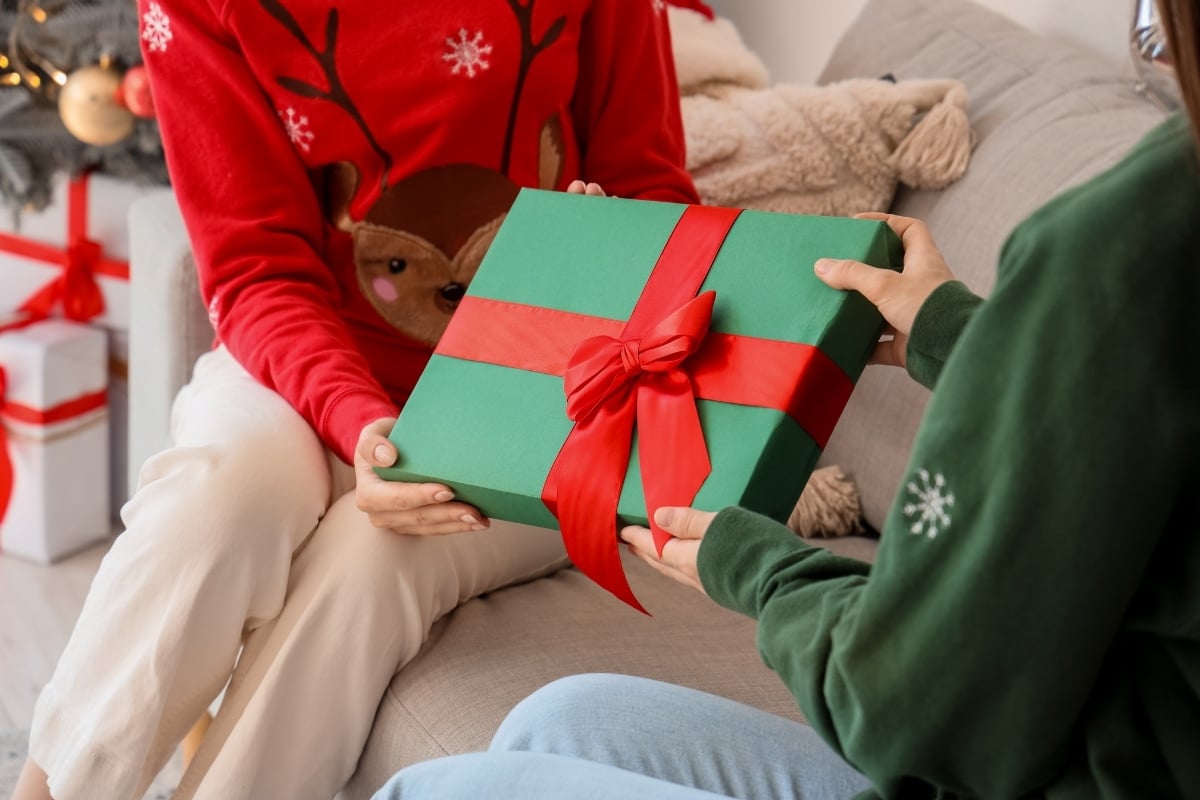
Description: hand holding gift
xmin=814 ymin=213 xmax=956 ymax=369
xmin=566 ymin=180 xmax=607 ymax=197
xmin=619 ymin=506 xmax=714 ymax=596
xmin=354 ymin=416 xmax=489 ymax=536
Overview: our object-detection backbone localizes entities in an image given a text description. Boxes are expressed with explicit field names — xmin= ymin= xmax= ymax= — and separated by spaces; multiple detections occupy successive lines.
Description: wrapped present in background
xmin=0 ymin=318 xmax=111 ymax=563
xmin=0 ymin=171 xmax=150 ymax=519
xmin=380 ymin=189 xmax=900 ymax=611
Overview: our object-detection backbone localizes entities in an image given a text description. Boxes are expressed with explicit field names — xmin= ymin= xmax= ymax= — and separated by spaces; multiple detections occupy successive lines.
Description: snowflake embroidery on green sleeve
xmin=903 ymin=469 xmax=955 ymax=539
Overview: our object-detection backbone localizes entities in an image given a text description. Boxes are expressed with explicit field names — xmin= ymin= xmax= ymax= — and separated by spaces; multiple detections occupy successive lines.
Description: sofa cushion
xmin=815 ymin=0 xmax=1167 ymax=531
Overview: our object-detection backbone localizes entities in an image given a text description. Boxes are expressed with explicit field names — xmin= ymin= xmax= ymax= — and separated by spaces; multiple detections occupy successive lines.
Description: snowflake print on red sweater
xmin=141 ymin=1 xmax=172 ymax=53
xmin=279 ymin=107 xmax=315 ymax=152
xmin=444 ymin=29 xmax=493 ymax=77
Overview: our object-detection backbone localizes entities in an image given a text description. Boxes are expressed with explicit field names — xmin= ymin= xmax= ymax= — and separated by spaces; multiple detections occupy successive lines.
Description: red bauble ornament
xmin=119 ymin=65 xmax=156 ymax=119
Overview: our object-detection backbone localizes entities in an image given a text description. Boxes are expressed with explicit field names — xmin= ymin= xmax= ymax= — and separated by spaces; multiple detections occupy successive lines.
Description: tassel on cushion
xmin=890 ymin=82 xmax=972 ymax=189
xmin=787 ymin=465 xmax=865 ymax=539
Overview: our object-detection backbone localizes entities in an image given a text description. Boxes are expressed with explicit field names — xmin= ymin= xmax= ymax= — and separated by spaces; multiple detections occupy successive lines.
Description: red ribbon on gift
xmin=0 ymin=316 xmax=109 ymax=538
xmin=437 ymin=205 xmax=855 ymax=612
xmin=0 ymin=171 xmax=130 ymax=323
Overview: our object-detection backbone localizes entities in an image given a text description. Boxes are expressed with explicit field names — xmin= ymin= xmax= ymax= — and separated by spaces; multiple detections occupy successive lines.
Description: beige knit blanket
xmin=670 ymin=6 xmax=972 ymax=218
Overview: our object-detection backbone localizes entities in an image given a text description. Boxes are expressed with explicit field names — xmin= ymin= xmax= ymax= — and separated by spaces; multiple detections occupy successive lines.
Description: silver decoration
xmin=1131 ymin=0 xmax=1181 ymax=110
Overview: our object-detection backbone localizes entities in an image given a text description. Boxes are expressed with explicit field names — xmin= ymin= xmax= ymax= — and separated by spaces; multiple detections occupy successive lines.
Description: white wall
xmin=706 ymin=0 xmax=1135 ymax=84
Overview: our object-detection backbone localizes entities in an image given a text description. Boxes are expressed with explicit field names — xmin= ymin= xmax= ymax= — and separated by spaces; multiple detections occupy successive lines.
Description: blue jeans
xmin=372 ymin=673 xmax=872 ymax=800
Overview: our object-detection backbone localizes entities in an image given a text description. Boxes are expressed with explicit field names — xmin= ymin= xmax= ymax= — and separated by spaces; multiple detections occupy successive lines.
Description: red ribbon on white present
xmin=0 ymin=316 xmax=109 ymax=536
xmin=0 ymin=170 xmax=131 ymax=323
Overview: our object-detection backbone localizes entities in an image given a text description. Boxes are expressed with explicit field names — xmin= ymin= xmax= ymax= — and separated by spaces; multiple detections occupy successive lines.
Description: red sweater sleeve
xmin=573 ymin=0 xmax=699 ymax=205
xmin=139 ymin=0 xmax=397 ymax=464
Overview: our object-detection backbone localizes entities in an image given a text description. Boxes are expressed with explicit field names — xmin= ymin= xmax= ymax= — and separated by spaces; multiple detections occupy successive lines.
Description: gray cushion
xmin=815 ymin=0 xmax=1167 ymax=531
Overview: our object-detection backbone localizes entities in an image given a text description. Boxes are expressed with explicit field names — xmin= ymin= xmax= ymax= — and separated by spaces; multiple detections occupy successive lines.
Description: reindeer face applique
xmin=350 ymin=215 xmax=503 ymax=341
xmin=326 ymin=162 xmax=523 ymax=346
xmin=324 ymin=115 xmax=565 ymax=347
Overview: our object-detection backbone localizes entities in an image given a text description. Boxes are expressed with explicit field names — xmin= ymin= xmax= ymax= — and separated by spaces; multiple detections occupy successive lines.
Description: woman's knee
xmin=122 ymin=434 xmax=332 ymax=560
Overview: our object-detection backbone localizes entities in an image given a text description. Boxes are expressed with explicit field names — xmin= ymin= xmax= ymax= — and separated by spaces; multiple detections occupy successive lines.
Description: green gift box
xmin=380 ymin=189 xmax=900 ymax=610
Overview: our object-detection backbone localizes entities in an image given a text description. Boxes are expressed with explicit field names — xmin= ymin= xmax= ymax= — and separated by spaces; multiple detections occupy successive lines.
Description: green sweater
xmin=699 ymin=114 xmax=1200 ymax=799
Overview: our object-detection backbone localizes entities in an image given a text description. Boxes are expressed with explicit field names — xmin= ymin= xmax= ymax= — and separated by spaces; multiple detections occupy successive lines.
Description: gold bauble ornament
xmin=58 ymin=64 xmax=137 ymax=146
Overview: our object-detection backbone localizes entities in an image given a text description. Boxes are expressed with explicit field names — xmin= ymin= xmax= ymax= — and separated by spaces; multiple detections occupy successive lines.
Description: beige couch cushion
xmin=816 ymin=0 xmax=1167 ymax=532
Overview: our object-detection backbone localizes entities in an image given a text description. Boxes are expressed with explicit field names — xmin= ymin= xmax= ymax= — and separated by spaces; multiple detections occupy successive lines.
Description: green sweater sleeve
xmin=905 ymin=280 xmax=984 ymax=390
xmin=699 ymin=115 xmax=1200 ymax=799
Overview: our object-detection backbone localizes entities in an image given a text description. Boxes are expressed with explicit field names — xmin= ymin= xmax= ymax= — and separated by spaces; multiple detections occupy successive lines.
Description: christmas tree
xmin=0 ymin=0 xmax=167 ymax=215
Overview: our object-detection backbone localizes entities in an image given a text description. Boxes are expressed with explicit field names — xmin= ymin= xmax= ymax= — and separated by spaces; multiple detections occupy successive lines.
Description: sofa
xmin=124 ymin=0 xmax=1167 ymax=796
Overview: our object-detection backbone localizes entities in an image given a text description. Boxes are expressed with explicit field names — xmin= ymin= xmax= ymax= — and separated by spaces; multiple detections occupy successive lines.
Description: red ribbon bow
xmin=564 ymin=291 xmax=715 ymax=423
xmin=549 ymin=292 xmax=716 ymax=612
xmin=18 ymin=238 xmax=105 ymax=322
xmin=0 ymin=171 xmax=127 ymax=325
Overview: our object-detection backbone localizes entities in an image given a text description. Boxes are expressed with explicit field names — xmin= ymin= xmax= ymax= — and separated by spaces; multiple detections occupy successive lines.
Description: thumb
xmin=814 ymin=257 xmax=896 ymax=307
xmin=653 ymin=506 xmax=713 ymax=540
xmin=370 ymin=440 xmax=397 ymax=468
xmin=358 ymin=417 xmax=399 ymax=467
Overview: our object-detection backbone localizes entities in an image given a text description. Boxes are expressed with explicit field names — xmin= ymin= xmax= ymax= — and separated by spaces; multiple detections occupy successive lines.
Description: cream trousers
xmin=29 ymin=347 xmax=569 ymax=800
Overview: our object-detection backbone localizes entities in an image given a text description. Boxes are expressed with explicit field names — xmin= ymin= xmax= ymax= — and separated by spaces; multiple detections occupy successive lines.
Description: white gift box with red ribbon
xmin=0 ymin=318 xmax=111 ymax=563
xmin=0 ymin=171 xmax=139 ymax=331
xmin=0 ymin=171 xmax=153 ymax=520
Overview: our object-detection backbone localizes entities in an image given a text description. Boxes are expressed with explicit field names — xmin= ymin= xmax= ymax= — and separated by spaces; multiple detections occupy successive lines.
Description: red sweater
xmin=138 ymin=0 xmax=698 ymax=463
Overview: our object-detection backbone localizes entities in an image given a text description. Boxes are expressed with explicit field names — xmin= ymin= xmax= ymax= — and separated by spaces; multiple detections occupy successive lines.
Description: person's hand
xmin=619 ymin=506 xmax=716 ymax=595
xmin=566 ymin=179 xmax=606 ymax=196
xmin=814 ymin=212 xmax=956 ymax=368
xmin=354 ymin=417 xmax=490 ymax=535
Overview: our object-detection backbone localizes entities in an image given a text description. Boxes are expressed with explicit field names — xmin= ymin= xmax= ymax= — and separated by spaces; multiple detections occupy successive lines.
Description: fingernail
xmin=654 ymin=507 xmax=676 ymax=527
xmin=373 ymin=443 xmax=394 ymax=464
xmin=433 ymin=490 xmax=454 ymax=502
xmin=814 ymin=259 xmax=831 ymax=274
xmin=461 ymin=514 xmax=480 ymax=525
